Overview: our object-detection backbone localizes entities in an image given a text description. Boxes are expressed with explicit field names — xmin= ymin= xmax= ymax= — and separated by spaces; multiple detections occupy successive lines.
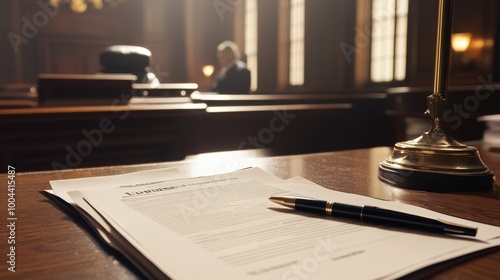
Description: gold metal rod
xmin=433 ymin=0 xmax=454 ymax=97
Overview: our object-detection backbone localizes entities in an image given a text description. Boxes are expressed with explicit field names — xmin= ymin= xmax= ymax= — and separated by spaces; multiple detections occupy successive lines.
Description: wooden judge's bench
xmin=0 ymin=91 xmax=395 ymax=172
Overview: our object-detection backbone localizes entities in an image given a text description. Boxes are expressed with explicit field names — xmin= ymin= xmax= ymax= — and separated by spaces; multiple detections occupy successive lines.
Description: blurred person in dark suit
xmin=212 ymin=41 xmax=251 ymax=94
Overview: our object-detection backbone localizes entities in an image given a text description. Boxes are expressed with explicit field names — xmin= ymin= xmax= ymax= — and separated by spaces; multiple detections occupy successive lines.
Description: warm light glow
xmin=92 ymin=0 xmax=103 ymax=10
xmin=470 ymin=39 xmax=485 ymax=49
xmin=71 ymin=0 xmax=88 ymax=13
xmin=50 ymin=0 xmax=122 ymax=13
xmin=202 ymin=65 xmax=215 ymax=77
xmin=485 ymin=38 xmax=494 ymax=47
xmin=451 ymin=33 xmax=472 ymax=52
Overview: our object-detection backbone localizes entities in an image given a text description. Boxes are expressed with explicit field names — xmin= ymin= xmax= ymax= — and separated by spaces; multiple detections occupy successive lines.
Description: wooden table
xmin=1 ymin=146 xmax=499 ymax=279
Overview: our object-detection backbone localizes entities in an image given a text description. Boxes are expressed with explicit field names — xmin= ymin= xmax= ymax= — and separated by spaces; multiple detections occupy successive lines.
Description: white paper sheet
xmin=50 ymin=167 xmax=186 ymax=204
xmin=65 ymin=168 xmax=500 ymax=280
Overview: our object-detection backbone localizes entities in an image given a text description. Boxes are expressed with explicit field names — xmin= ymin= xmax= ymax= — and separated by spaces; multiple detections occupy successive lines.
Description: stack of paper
xmin=478 ymin=114 xmax=500 ymax=148
xmin=46 ymin=167 xmax=500 ymax=280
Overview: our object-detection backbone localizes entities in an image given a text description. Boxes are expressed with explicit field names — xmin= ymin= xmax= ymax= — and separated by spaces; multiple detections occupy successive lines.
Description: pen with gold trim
xmin=269 ymin=196 xmax=477 ymax=236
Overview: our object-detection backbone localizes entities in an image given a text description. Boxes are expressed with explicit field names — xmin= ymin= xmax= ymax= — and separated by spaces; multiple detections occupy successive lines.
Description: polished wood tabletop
xmin=1 ymin=146 xmax=499 ymax=279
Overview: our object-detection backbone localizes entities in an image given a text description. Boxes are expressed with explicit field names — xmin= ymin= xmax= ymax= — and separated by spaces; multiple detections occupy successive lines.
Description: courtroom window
xmin=370 ymin=0 xmax=409 ymax=82
xmin=245 ymin=0 xmax=258 ymax=92
xmin=289 ymin=0 xmax=305 ymax=86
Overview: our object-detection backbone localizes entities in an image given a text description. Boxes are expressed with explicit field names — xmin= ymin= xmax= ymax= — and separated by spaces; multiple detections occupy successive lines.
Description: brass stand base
xmin=380 ymin=0 xmax=496 ymax=191
xmin=379 ymin=130 xmax=495 ymax=191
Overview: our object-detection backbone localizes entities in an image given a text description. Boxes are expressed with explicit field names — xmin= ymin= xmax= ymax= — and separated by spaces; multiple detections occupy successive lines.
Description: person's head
xmin=216 ymin=41 xmax=240 ymax=67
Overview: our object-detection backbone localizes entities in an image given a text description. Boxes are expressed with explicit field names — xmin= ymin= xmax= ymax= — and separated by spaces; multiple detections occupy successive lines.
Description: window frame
xmin=369 ymin=0 xmax=409 ymax=84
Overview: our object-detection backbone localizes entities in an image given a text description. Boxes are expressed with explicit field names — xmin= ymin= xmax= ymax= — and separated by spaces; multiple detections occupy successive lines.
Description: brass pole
xmin=428 ymin=0 xmax=454 ymax=130
xmin=433 ymin=0 xmax=453 ymax=96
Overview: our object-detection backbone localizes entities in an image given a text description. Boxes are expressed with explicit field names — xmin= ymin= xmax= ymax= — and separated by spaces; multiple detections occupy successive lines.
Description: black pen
xmin=269 ymin=196 xmax=477 ymax=236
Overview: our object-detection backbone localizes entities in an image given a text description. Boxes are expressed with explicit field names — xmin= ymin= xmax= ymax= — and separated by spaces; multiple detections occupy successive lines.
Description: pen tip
xmin=268 ymin=197 xmax=280 ymax=204
xmin=268 ymin=196 xmax=295 ymax=208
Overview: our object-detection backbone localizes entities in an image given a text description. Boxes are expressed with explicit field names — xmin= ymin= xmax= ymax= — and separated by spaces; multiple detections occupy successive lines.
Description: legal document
xmin=48 ymin=167 xmax=500 ymax=280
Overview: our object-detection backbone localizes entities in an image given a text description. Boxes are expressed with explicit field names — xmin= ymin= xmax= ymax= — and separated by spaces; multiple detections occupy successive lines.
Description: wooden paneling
xmin=304 ymin=0 xmax=356 ymax=90
xmin=2 ymin=0 xmax=143 ymax=83
xmin=256 ymin=1 xmax=279 ymax=92
xmin=141 ymin=0 xmax=187 ymax=83
xmin=0 ymin=1 xmax=18 ymax=84
xmin=38 ymin=35 xmax=116 ymax=74
xmin=495 ymin=4 xmax=500 ymax=82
